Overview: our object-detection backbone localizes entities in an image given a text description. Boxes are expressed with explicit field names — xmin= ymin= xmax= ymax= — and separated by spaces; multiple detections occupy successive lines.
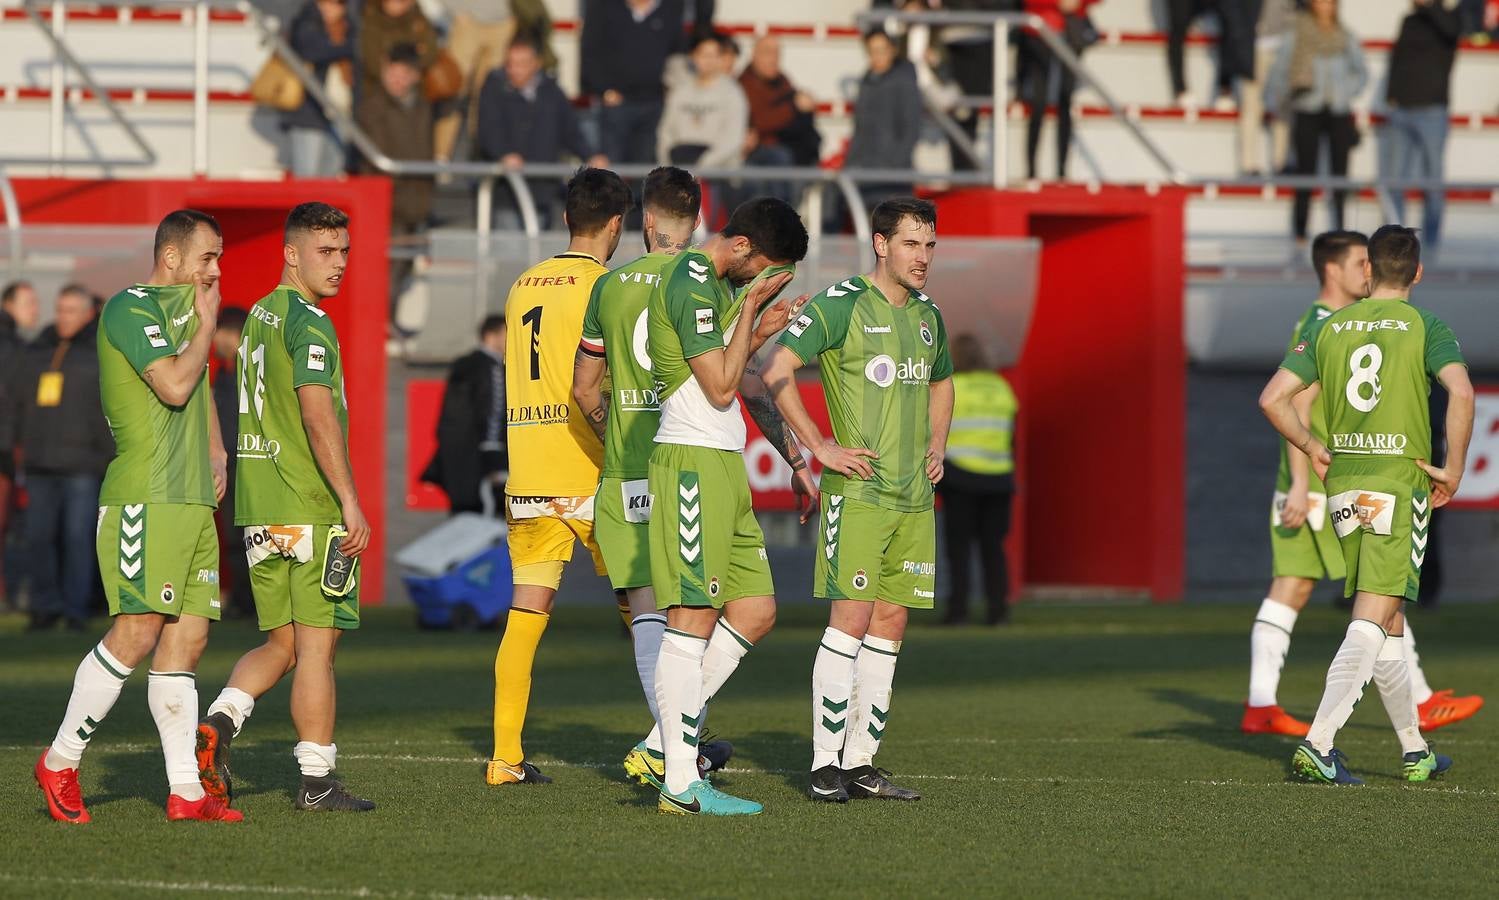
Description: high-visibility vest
xmin=947 ymin=370 xmax=1017 ymax=476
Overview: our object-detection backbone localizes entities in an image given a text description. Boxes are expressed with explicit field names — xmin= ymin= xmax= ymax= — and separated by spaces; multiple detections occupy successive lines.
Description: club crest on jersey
xmin=695 ymin=308 xmax=715 ymax=334
xmin=708 ymin=577 xmax=720 ymax=597
xmin=852 ymin=570 xmax=868 ymax=591
xmin=161 ymin=583 xmax=175 ymax=605
xmin=789 ymin=314 xmax=812 ymax=338
xmin=920 ymin=320 xmax=933 ymax=347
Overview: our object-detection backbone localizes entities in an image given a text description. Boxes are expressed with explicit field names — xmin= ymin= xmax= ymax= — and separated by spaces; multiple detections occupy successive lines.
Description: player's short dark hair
xmin=285 ymin=202 xmax=351 ymax=243
xmin=1368 ymin=224 xmax=1422 ymax=289
xmin=153 ymin=209 xmax=221 ymax=261
xmin=479 ymin=314 xmax=506 ymax=339
xmin=388 ymin=41 xmax=421 ymax=67
xmin=564 ymin=167 xmax=632 ymax=237
xmin=1 ymin=279 xmax=33 ymax=307
xmin=1309 ymin=229 xmax=1367 ymax=286
xmin=722 ymin=196 xmax=808 ymax=264
xmin=217 ymin=305 xmax=249 ymax=332
xmin=871 ymin=197 xmax=937 ymax=241
xmin=642 ymin=166 xmax=701 ymax=221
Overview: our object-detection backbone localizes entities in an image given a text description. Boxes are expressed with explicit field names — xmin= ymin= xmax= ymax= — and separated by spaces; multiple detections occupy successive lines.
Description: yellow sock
xmin=615 ymin=592 xmax=632 ymax=633
xmin=492 ymin=607 xmax=549 ymax=763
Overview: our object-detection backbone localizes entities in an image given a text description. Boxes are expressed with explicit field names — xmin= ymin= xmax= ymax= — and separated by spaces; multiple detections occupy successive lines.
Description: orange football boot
xmin=1418 ymin=689 xmax=1483 ymax=731
xmin=1241 ymin=703 xmax=1310 ymax=736
xmin=35 ymin=751 xmax=90 ymax=824
xmin=167 ymin=793 xmax=244 ymax=822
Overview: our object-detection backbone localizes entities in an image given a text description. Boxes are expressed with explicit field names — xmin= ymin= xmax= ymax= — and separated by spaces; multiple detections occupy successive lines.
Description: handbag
xmin=250 ymin=54 xmax=305 ymax=112
xmin=1063 ymin=13 xmax=1100 ymax=53
xmin=422 ymin=49 xmax=464 ymax=103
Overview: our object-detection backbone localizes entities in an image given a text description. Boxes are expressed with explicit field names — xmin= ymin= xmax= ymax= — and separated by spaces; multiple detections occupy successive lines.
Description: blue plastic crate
xmin=404 ymin=543 xmax=513 ymax=630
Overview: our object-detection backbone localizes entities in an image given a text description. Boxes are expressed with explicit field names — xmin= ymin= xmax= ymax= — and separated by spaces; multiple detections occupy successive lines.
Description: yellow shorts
xmin=506 ymin=502 xmax=607 ymax=587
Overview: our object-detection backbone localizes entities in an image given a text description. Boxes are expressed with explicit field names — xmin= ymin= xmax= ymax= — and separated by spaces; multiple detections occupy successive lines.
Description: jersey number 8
xmin=1345 ymin=343 xmax=1383 ymax=413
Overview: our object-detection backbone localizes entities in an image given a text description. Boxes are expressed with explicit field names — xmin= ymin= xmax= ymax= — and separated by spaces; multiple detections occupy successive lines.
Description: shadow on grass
xmin=1134 ymin=688 xmax=1294 ymax=765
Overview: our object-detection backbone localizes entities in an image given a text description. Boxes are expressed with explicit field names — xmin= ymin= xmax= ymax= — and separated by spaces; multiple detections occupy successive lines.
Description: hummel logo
xmin=303 ymin=787 xmax=334 ymax=806
xmin=687 ymin=259 xmax=709 ymax=284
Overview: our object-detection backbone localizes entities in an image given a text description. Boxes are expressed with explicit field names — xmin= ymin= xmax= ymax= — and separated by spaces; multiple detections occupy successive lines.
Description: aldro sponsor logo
xmin=864 ymin=355 xmax=933 ymax=388
xmin=508 ymin=404 xmax=570 ymax=427
xmin=1331 ymin=432 xmax=1409 ymax=455
xmin=239 ymin=432 xmax=281 ymax=460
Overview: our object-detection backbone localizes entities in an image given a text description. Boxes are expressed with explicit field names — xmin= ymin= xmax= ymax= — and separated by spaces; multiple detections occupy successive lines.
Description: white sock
xmin=148 ymin=671 xmax=203 ymax=800
xmin=1306 ymin=620 xmax=1386 ymax=754
xmin=1373 ymin=634 xmax=1427 ymax=755
xmin=47 ymin=643 xmax=134 ymax=770
xmin=699 ymin=619 xmax=752 ymax=709
xmin=631 ymin=613 xmax=667 ymax=755
xmin=1403 ymin=625 xmax=1435 ymax=705
xmin=654 ymin=629 xmax=707 ymax=796
xmin=1248 ymin=598 xmax=1298 ymax=707
xmin=206 ymin=687 xmax=256 ymax=738
xmin=842 ymin=635 xmax=900 ymax=770
xmin=295 ymin=741 xmax=337 ymax=778
xmin=812 ymin=627 xmax=861 ymax=771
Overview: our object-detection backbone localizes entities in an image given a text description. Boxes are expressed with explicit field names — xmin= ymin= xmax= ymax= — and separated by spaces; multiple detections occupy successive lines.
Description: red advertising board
xmin=1450 ymin=386 xmax=1499 ymax=508
xmin=742 ymin=381 xmax=831 ymax=507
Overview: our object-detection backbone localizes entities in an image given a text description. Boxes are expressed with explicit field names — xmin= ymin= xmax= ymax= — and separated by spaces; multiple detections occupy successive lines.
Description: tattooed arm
xmin=742 ymin=357 xmax=818 ymax=523
xmin=573 ymin=346 xmax=609 ymax=443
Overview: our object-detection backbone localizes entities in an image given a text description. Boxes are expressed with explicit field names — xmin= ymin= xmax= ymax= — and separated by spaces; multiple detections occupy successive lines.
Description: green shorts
xmin=648 ymin=442 xmax=773 ymax=610
xmin=97 ymin=503 xmax=220 ymax=620
xmin=815 ymin=493 xmax=936 ymax=609
xmin=1269 ymin=490 xmax=1346 ymax=581
xmin=595 ymin=475 xmax=653 ymax=591
xmin=1324 ymin=459 xmax=1430 ymax=602
xmin=245 ymin=524 xmax=361 ymax=631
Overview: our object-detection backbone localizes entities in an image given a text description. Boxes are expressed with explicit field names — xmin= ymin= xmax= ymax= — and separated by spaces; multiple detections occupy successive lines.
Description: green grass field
xmin=3 ymin=600 xmax=1498 ymax=899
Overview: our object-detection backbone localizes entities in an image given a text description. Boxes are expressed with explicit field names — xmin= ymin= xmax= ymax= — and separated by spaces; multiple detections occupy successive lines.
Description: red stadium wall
xmin=12 ymin=177 xmax=393 ymax=603
xmin=938 ymin=186 xmax=1187 ymax=601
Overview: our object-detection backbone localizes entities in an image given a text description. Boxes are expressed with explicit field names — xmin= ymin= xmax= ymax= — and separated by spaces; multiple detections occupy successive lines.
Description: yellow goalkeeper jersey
xmin=504 ymin=251 xmax=608 ymax=498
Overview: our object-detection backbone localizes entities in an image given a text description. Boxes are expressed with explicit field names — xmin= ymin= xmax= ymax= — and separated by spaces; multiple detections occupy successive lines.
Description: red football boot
xmin=35 ymin=751 xmax=91 ymax=824
xmin=167 ymin=793 xmax=245 ymax=822
xmin=1241 ymin=703 xmax=1310 ymax=737
xmin=1418 ymin=689 xmax=1484 ymax=731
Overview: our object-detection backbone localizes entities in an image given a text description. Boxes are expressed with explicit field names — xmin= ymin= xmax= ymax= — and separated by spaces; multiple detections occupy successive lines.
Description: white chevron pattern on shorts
xmin=120 ymin=559 xmax=142 ymax=579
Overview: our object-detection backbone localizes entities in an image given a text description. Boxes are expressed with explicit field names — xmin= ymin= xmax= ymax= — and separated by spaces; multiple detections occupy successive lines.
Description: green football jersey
xmin=647 ymin=249 xmax=749 ymax=452
xmin=777 ymin=275 xmax=953 ymax=512
xmin=1281 ymin=297 xmax=1464 ymax=465
xmin=1275 ymin=302 xmax=1334 ymax=493
xmin=581 ymin=252 xmax=674 ymax=478
xmin=96 ymin=283 xmax=216 ymax=507
xmin=234 ymin=286 xmax=348 ymax=526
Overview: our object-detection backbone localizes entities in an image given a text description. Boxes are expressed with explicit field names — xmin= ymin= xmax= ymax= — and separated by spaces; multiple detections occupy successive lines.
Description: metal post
xmin=49 ymin=0 xmax=66 ymax=174
xmin=193 ymin=0 xmax=210 ymax=175
xmin=476 ymin=176 xmax=494 ymax=325
xmin=0 ymin=165 xmax=23 ymax=279
xmin=991 ymin=19 xmax=1009 ymax=189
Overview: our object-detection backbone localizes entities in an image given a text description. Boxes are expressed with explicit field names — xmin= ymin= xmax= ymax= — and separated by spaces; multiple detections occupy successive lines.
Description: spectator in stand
xmin=938 ymin=334 xmax=1018 ymax=626
xmin=1165 ymin=0 xmax=1255 ymax=110
xmin=478 ymin=38 xmax=607 ymax=230
xmin=422 ymin=315 xmax=508 ymax=515
xmin=0 ymin=281 xmax=40 ymax=611
xmin=210 ymin=306 xmax=251 ymax=619
xmin=581 ymin=0 xmax=688 ymax=165
xmin=739 ymin=35 xmax=822 ymax=202
xmin=1 ymin=286 xmax=113 ymax=631
xmin=358 ymin=0 xmax=439 ymax=96
xmin=657 ymin=33 xmax=748 ymax=170
xmin=939 ymin=1 xmax=1019 ymax=170
xmin=357 ymin=42 xmax=434 ymax=327
xmin=1239 ymin=0 xmax=1296 ymax=175
xmin=1265 ymin=0 xmax=1367 ymax=241
xmin=1018 ymin=0 xmax=1100 ymax=181
xmin=1380 ymin=0 xmax=1461 ymax=255
xmin=839 ymin=28 xmax=922 ymax=216
xmin=284 ymin=0 xmax=355 ymax=178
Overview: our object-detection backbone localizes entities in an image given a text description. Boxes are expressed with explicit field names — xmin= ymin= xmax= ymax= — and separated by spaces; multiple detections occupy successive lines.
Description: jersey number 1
xmin=238 ymin=336 xmax=266 ymax=417
xmin=522 ymin=305 xmax=543 ymax=381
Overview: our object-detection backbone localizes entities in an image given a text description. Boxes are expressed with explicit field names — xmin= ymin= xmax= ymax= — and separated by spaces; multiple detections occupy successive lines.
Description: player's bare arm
xmin=761 ymin=345 xmax=877 ymax=480
xmin=926 ymin=376 xmax=953 ymax=485
xmin=140 ymin=279 xmax=220 ymax=407
xmin=297 ymin=384 xmax=370 ymax=557
xmin=572 ymin=347 xmax=609 ymax=442
xmin=741 ymin=362 xmax=818 ymax=523
xmin=207 ymin=395 xmax=228 ymax=503
xmin=1259 ymin=368 xmax=1331 ymax=481
xmin=1280 ymin=383 xmax=1321 ymax=529
xmin=1418 ymin=362 xmax=1475 ymax=508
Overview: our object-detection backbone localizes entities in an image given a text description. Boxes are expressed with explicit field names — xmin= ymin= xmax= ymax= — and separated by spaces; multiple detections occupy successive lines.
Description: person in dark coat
xmin=1 ymin=286 xmax=113 ymax=630
xmin=211 ymin=307 xmax=251 ymax=618
xmin=284 ymin=0 xmax=355 ymax=177
xmin=0 ymin=280 xmax=40 ymax=610
xmin=580 ymin=0 xmax=687 ymax=164
xmin=423 ymin=315 xmax=508 ymax=514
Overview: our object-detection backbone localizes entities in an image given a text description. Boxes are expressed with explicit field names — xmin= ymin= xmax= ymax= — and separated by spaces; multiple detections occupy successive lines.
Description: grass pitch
xmin=3 ymin=600 xmax=1498 ymax=899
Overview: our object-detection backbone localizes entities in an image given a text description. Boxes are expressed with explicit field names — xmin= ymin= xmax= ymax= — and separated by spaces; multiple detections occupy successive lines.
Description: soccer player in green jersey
xmin=34 ymin=210 xmax=243 ymax=824
xmin=196 ymin=202 xmax=375 ymax=812
xmin=1243 ymin=231 xmax=1481 ymax=738
xmin=646 ymin=197 xmax=809 ymax=816
xmin=1261 ymin=225 xmax=1474 ymax=785
xmin=763 ymin=197 xmax=953 ymax=803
